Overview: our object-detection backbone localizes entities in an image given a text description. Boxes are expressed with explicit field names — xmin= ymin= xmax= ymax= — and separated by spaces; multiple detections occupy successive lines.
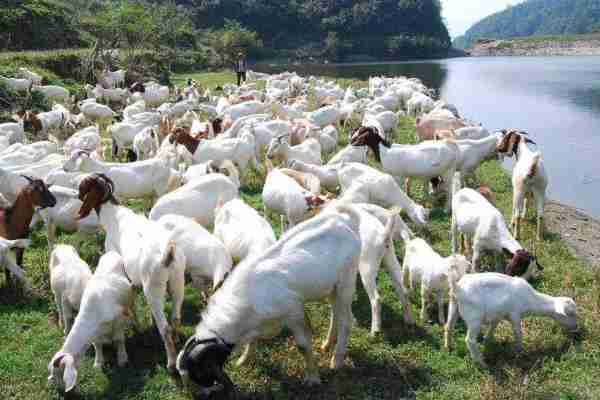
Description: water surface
xmin=257 ymin=57 xmax=600 ymax=218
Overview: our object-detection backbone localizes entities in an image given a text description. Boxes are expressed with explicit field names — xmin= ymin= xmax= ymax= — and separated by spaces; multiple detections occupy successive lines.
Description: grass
xmin=1 ymin=71 xmax=600 ymax=400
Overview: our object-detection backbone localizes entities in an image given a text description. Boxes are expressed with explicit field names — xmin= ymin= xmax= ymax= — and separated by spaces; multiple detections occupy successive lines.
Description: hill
xmin=1 ymin=0 xmax=451 ymax=61
xmin=453 ymin=0 xmax=600 ymax=49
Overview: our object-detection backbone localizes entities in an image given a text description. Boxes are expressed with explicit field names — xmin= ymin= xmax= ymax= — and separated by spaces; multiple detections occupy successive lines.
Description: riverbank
xmin=1 ymin=70 xmax=599 ymax=399
xmin=468 ymin=34 xmax=600 ymax=57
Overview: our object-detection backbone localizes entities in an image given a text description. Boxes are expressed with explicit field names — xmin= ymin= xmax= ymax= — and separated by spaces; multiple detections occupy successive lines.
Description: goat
xmin=77 ymin=174 xmax=186 ymax=371
xmin=182 ymin=159 xmax=240 ymax=188
xmin=62 ymin=150 xmax=181 ymax=201
xmin=0 ymin=75 xmax=32 ymax=91
xmin=133 ymin=127 xmax=160 ymax=161
xmin=337 ymin=162 xmax=430 ymax=226
xmin=351 ymin=126 xmax=459 ymax=212
xmin=0 ymin=118 xmax=25 ymax=144
xmin=497 ymin=130 xmax=548 ymax=240
xmin=49 ymin=245 xmax=93 ymax=334
xmin=31 ymin=85 xmax=70 ymax=104
xmin=170 ymin=128 xmax=258 ymax=174
xmin=327 ymin=144 xmax=368 ymax=165
xmin=0 ymin=176 xmax=56 ymax=286
xmin=266 ymin=135 xmax=322 ymax=166
xmin=149 ymin=174 xmax=239 ymax=227
xmin=262 ymin=164 xmax=328 ymax=232
xmin=451 ymin=183 xmax=543 ymax=278
xmin=157 ymin=214 xmax=233 ymax=296
xmin=444 ymin=272 xmax=577 ymax=368
xmin=18 ymin=67 xmax=43 ymax=85
xmin=288 ymin=159 xmax=340 ymax=192
xmin=401 ymin=234 xmax=471 ymax=324
xmin=48 ymin=251 xmax=134 ymax=392
xmin=213 ymin=198 xmax=276 ymax=266
xmin=36 ymin=185 xmax=99 ymax=251
xmin=176 ymin=204 xmax=362 ymax=395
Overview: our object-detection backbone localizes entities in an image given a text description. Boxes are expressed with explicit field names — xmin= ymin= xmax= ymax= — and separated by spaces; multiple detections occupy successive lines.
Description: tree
xmin=80 ymin=0 xmax=196 ymax=81
xmin=206 ymin=20 xmax=263 ymax=68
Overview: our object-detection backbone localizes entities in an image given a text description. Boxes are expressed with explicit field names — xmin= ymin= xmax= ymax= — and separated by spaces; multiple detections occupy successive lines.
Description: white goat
xmin=49 ymin=245 xmax=93 ymax=334
xmin=213 ymin=198 xmax=276 ymax=265
xmin=149 ymin=174 xmax=239 ymax=227
xmin=500 ymin=131 xmax=548 ymax=241
xmin=288 ymin=159 xmax=341 ymax=192
xmin=18 ymin=67 xmax=42 ymax=85
xmin=338 ymin=162 xmax=430 ymax=226
xmin=77 ymin=174 xmax=186 ymax=371
xmin=0 ymin=76 xmax=32 ymax=92
xmin=266 ymin=136 xmax=322 ymax=166
xmin=0 ymin=118 xmax=25 ymax=145
xmin=444 ymin=272 xmax=577 ymax=367
xmin=62 ymin=151 xmax=181 ymax=201
xmin=157 ymin=214 xmax=233 ymax=295
xmin=133 ymin=126 xmax=160 ymax=161
xmin=451 ymin=185 xmax=542 ymax=278
xmin=401 ymin=234 xmax=470 ymax=324
xmin=351 ymin=126 xmax=459 ymax=211
xmin=48 ymin=252 xmax=133 ymax=392
xmin=327 ymin=144 xmax=368 ymax=165
xmin=31 ymin=85 xmax=70 ymax=104
xmin=176 ymin=204 xmax=362 ymax=392
xmin=262 ymin=166 xmax=327 ymax=232
xmin=37 ymin=185 xmax=99 ymax=250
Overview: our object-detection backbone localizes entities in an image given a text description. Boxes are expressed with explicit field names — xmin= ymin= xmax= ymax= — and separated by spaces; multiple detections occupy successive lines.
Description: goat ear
xmin=62 ymin=355 xmax=78 ymax=392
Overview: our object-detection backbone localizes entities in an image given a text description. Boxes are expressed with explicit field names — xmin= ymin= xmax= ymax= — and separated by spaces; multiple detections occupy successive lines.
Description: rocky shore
xmin=546 ymin=201 xmax=600 ymax=270
xmin=468 ymin=37 xmax=600 ymax=57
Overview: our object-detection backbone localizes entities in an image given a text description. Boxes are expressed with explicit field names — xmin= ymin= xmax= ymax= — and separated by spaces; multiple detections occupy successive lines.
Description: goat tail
xmin=160 ymin=241 xmax=177 ymax=269
xmin=452 ymin=171 xmax=462 ymax=196
xmin=527 ymin=153 xmax=541 ymax=179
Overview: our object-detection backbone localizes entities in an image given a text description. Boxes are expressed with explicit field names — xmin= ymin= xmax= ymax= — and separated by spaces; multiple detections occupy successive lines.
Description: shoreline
xmin=545 ymin=200 xmax=600 ymax=270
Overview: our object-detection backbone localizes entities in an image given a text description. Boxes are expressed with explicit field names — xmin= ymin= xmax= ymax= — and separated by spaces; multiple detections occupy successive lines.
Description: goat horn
xmin=21 ymin=175 xmax=34 ymax=183
xmin=524 ymin=138 xmax=537 ymax=145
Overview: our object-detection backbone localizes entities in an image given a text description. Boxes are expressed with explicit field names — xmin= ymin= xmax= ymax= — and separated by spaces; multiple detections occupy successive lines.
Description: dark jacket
xmin=234 ymin=58 xmax=247 ymax=73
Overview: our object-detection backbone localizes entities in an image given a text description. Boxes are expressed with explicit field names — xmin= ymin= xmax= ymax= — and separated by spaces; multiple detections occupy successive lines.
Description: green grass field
xmin=1 ymin=72 xmax=599 ymax=400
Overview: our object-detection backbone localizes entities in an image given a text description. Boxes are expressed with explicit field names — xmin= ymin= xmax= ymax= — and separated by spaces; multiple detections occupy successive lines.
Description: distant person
xmin=235 ymin=52 xmax=247 ymax=86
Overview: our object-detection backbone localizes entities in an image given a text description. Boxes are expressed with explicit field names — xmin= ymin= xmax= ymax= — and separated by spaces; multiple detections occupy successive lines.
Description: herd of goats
xmin=0 ymin=67 xmax=578 ymax=398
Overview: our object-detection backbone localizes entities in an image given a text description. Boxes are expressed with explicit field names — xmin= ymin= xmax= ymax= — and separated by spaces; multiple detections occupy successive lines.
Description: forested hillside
xmin=1 ymin=0 xmax=451 ymax=61
xmin=454 ymin=0 xmax=600 ymax=49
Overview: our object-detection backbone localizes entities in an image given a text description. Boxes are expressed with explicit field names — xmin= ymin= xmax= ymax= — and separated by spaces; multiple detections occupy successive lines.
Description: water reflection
xmin=255 ymin=56 xmax=600 ymax=217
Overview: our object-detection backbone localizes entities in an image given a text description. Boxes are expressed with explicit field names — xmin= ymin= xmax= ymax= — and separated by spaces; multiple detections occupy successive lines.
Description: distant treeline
xmin=454 ymin=0 xmax=600 ymax=49
xmin=1 ymin=0 xmax=451 ymax=61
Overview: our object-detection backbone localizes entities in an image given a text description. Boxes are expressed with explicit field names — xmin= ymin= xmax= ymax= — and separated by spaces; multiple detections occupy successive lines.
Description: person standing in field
xmin=235 ymin=52 xmax=247 ymax=86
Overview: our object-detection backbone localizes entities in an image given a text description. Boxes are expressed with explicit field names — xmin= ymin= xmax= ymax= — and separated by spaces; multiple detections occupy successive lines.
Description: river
xmin=256 ymin=56 xmax=600 ymax=218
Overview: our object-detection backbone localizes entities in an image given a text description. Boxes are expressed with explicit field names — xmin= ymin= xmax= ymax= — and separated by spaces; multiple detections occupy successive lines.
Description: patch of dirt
xmin=545 ymin=200 xmax=600 ymax=269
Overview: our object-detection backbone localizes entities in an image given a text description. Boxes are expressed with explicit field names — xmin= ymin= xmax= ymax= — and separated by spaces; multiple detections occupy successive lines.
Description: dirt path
xmin=545 ymin=200 xmax=600 ymax=270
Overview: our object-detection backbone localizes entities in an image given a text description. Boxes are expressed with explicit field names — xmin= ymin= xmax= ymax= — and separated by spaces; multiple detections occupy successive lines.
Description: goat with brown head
xmin=169 ymin=127 xmax=200 ymax=155
xmin=77 ymin=174 xmax=119 ymax=220
xmin=496 ymin=130 xmax=536 ymax=158
xmin=350 ymin=126 xmax=391 ymax=162
xmin=0 ymin=176 xmax=55 ymax=285
xmin=504 ymin=248 xmax=544 ymax=278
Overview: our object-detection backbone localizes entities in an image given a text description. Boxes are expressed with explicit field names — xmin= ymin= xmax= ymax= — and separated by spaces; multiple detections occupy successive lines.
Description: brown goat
xmin=0 ymin=176 xmax=56 ymax=286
